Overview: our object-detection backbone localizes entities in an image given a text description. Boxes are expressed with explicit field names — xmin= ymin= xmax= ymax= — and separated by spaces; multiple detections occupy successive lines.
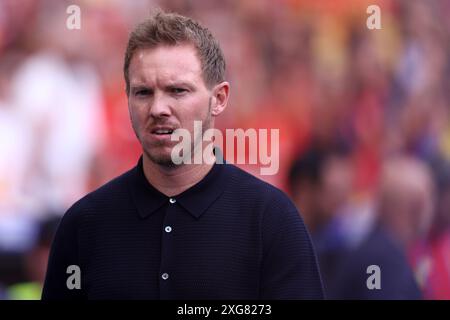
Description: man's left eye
xmin=171 ymin=88 xmax=187 ymax=94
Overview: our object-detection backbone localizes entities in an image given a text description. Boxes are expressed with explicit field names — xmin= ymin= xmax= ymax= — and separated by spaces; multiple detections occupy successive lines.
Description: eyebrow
xmin=130 ymin=81 xmax=195 ymax=91
xmin=130 ymin=83 xmax=151 ymax=88
xmin=129 ymin=85 xmax=153 ymax=93
xmin=165 ymin=81 xmax=194 ymax=89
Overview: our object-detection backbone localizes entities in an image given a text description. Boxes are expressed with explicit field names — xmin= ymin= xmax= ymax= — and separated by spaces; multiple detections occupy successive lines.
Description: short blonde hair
xmin=123 ymin=10 xmax=226 ymax=95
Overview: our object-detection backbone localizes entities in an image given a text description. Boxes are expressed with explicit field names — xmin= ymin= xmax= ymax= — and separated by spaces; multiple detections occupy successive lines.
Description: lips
xmin=153 ymin=129 xmax=174 ymax=135
xmin=150 ymin=126 xmax=176 ymax=135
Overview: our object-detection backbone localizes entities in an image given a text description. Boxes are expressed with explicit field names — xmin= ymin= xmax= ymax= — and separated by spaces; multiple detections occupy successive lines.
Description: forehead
xmin=128 ymin=44 xmax=203 ymax=85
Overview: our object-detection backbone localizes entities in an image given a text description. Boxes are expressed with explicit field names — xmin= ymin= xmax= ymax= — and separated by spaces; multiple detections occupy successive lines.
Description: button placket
xmin=159 ymin=198 xmax=178 ymax=298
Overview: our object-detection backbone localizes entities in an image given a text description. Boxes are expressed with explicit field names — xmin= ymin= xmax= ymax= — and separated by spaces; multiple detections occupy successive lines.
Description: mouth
xmin=150 ymin=126 xmax=177 ymax=137
xmin=152 ymin=129 xmax=174 ymax=135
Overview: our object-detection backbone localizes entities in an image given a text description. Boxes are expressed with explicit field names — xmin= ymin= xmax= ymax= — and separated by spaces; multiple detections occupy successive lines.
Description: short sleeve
xmin=260 ymin=205 xmax=324 ymax=299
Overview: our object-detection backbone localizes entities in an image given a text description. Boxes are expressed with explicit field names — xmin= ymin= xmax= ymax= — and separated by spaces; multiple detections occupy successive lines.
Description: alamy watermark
xmin=366 ymin=5 xmax=382 ymax=30
xmin=66 ymin=5 xmax=81 ymax=30
xmin=66 ymin=4 xmax=381 ymax=31
xmin=366 ymin=264 xmax=381 ymax=290
xmin=170 ymin=121 xmax=279 ymax=175
xmin=66 ymin=265 xmax=81 ymax=290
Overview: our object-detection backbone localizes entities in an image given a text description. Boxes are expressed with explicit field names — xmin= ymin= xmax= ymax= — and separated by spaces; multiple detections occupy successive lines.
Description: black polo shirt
xmin=42 ymin=157 xmax=324 ymax=299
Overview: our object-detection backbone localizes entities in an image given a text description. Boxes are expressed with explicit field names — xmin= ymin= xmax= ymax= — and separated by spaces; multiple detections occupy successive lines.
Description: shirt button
xmin=161 ymin=273 xmax=169 ymax=280
xmin=169 ymin=198 xmax=176 ymax=204
xmin=165 ymin=226 xmax=172 ymax=233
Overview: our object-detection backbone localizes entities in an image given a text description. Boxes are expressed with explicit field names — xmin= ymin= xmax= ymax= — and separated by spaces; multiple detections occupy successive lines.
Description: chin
xmin=154 ymin=157 xmax=178 ymax=167
xmin=145 ymin=149 xmax=177 ymax=167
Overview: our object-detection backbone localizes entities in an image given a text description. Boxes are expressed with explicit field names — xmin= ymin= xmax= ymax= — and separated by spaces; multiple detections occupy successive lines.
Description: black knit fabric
xmin=42 ymin=156 xmax=324 ymax=300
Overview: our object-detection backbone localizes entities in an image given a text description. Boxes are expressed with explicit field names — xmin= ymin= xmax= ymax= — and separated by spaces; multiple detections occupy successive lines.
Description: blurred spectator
xmin=11 ymin=45 xmax=106 ymax=215
xmin=290 ymin=146 xmax=376 ymax=296
xmin=0 ymin=53 xmax=37 ymax=253
xmin=288 ymin=147 xmax=326 ymax=234
xmin=327 ymin=156 xmax=434 ymax=299
xmin=6 ymin=215 xmax=60 ymax=300
xmin=409 ymin=157 xmax=450 ymax=299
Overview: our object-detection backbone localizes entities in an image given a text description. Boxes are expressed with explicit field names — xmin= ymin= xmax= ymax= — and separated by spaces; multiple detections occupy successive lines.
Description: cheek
xmin=178 ymin=96 xmax=210 ymax=121
xmin=129 ymin=104 xmax=146 ymax=124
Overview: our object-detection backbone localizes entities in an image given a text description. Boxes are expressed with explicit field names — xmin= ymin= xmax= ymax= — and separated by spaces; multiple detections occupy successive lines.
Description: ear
xmin=210 ymin=81 xmax=230 ymax=117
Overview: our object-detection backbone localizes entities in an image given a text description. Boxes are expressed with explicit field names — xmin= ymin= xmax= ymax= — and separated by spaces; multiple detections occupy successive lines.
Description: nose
xmin=149 ymin=91 xmax=172 ymax=118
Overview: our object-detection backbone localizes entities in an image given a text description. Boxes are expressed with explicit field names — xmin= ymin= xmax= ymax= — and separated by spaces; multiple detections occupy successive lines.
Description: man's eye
xmin=135 ymin=89 xmax=151 ymax=96
xmin=171 ymin=88 xmax=187 ymax=94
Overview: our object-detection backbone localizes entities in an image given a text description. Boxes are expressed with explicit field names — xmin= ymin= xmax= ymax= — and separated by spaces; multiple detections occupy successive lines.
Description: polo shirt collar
xmin=129 ymin=155 xmax=228 ymax=220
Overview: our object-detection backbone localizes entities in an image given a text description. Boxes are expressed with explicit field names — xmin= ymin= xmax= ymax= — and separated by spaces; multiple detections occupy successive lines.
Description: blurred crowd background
xmin=0 ymin=0 xmax=449 ymax=299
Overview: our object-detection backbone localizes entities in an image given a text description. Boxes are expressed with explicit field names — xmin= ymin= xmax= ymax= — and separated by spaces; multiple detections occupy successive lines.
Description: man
xmin=42 ymin=11 xmax=323 ymax=300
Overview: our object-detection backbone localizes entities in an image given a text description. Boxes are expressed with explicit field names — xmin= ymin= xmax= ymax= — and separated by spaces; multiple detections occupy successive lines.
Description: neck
xmin=142 ymin=150 xmax=216 ymax=197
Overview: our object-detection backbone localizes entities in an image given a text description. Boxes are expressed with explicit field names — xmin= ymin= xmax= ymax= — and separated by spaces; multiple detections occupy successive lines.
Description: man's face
xmin=127 ymin=44 xmax=214 ymax=166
